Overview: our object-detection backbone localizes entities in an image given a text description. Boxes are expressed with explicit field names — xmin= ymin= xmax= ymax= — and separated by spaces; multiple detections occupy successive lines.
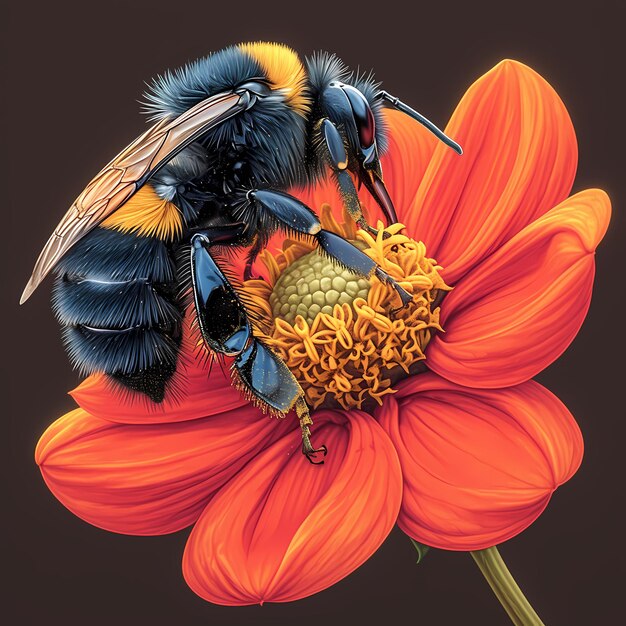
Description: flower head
xmin=246 ymin=208 xmax=450 ymax=410
xmin=36 ymin=60 xmax=610 ymax=605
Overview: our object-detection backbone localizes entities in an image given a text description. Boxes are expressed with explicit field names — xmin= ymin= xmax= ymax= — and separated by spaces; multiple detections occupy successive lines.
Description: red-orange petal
xmin=376 ymin=374 xmax=583 ymax=550
xmin=183 ymin=410 xmax=402 ymax=605
xmin=291 ymin=108 xmax=438 ymax=224
xmin=427 ymin=189 xmax=610 ymax=388
xmin=71 ymin=362 xmax=245 ymax=424
xmin=406 ymin=60 xmax=577 ymax=284
xmin=35 ymin=405 xmax=293 ymax=535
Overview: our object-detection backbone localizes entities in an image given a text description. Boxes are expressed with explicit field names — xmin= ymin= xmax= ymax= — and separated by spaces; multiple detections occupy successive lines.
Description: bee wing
xmin=21 ymin=91 xmax=245 ymax=304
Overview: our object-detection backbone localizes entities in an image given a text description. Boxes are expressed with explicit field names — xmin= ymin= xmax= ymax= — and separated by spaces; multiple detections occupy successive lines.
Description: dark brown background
xmin=3 ymin=0 xmax=624 ymax=624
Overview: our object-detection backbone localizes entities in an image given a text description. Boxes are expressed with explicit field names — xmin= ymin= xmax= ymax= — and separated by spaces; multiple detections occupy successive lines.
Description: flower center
xmin=269 ymin=249 xmax=372 ymax=325
xmin=243 ymin=205 xmax=450 ymax=410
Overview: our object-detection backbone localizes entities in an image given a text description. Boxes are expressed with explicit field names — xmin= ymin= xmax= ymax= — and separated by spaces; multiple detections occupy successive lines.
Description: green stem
xmin=470 ymin=547 xmax=545 ymax=626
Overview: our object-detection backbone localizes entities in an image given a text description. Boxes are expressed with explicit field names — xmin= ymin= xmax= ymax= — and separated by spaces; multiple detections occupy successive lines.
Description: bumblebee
xmin=21 ymin=42 xmax=461 ymax=462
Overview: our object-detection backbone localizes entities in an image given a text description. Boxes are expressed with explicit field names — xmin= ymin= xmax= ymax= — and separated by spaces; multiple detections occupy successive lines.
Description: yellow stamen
xmin=243 ymin=205 xmax=450 ymax=410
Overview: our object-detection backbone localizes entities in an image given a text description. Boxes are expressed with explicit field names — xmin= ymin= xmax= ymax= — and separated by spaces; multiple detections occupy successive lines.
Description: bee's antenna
xmin=378 ymin=90 xmax=463 ymax=155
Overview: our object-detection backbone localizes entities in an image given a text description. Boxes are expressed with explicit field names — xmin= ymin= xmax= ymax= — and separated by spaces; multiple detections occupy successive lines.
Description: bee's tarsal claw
xmin=303 ymin=443 xmax=328 ymax=465
xmin=296 ymin=397 xmax=327 ymax=465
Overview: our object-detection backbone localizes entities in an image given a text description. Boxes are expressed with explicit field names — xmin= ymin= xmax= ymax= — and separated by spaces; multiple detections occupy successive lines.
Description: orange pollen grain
xmin=243 ymin=205 xmax=450 ymax=410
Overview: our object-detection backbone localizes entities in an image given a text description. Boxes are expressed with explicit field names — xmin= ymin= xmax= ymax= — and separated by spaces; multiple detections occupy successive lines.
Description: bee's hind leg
xmin=295 ymin=397 xmax=327 ymax=464
xmin=190 ymin=232 xmax=326 ymax=463
xmin=233 ymin=337 xmax=327 ymax=464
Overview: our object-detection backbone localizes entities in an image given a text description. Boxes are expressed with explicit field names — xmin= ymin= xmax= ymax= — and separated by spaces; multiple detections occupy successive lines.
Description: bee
xmin=21 ymin=42 xmax=461 ymax=463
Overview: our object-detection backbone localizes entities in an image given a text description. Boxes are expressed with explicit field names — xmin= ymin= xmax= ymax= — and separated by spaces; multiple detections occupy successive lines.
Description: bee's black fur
xmin=111 ymin=361 xmax=178 ymax=403
xmin=54 ymin=229 xmax=176 ymax=282
xmin=52 ymin=277 xmax=180 ymax=329
xmin=145 ymin=45 xmax=310 ymax=192
xmin=61 ymin=324 xmax=180 ymax=377
xmin=53 ymin=228 xmax=182 ymax=389
xmin=143 ymin=46 xmax=266 ymax=121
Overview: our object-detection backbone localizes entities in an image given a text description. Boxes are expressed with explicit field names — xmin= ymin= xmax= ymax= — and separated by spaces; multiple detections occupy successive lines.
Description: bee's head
xmin=305 ymin=53 xmax=395 ymax=221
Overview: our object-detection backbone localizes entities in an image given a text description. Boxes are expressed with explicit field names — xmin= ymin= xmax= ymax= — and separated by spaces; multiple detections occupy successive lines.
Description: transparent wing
xmin=21 ymin=91 xmax=245 ymax=303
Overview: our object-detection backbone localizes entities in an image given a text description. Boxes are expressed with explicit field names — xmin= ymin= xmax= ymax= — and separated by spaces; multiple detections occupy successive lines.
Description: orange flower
xmin=36 ymin=60 xmax=610 ymax=605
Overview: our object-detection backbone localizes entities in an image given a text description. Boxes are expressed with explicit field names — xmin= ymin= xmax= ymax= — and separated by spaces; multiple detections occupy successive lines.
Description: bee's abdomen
xmin=53 ymin=278 xmax=180 ymax=329
xmin=60 ymin=326 xmax=179 ymax=376
xmin=52 ymin=227 xmax=183 ymax=399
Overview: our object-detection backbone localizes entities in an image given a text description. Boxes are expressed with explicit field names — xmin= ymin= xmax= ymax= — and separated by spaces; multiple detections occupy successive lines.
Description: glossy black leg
xmin=191 ymin=231 xmax=327 ymax=462
xmin=320 ymin=118 xmax=379 ymax=233
xmin=243 ymin=236 xmax=265 ymax=281
xmin=249 ymin=189 xmax=412 ymax=306
xmin=234 ymin=339 xmax=305 ymax=415
xmin=190 ymin=233 xmax=250 ymax=356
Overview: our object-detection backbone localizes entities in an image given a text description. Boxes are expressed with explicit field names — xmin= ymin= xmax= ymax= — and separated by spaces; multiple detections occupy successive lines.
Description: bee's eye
xmin=341 ymin=84 xmax=376 ymax=149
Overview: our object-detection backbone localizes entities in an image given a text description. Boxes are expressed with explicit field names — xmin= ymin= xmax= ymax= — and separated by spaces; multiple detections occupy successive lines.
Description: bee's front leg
xmin=243 ymin=236 xmax=266 ymax=281
xmin=248 ymin=189 xmax=413 ymax=307
xmin=318 ymin=117 xmax=380 ymax=236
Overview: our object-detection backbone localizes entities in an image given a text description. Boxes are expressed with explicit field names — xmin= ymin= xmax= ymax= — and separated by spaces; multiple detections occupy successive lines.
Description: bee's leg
xmin=249 ymin=189 xmax=412 ymax=307
xmin=295 ymin=397 xmax=327 ymax=464
xmin=319 ymin=117 xmax=378 ymax=235
xmin=243 ymin=236 xmax=266 ymax=281
xmin=188 ymin=221 xmax=248 ymax=244
xmin=190 ymin=230 xmax=249 ymax=355
xmin=191 ymin=233 xmax=326 ymax=463
xmin=233 ymin=339 xmax=327 ymax=465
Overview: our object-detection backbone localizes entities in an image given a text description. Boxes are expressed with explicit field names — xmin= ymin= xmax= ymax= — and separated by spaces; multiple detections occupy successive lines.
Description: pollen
xmin=243 ymin=205 xmax=450 ymax=411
